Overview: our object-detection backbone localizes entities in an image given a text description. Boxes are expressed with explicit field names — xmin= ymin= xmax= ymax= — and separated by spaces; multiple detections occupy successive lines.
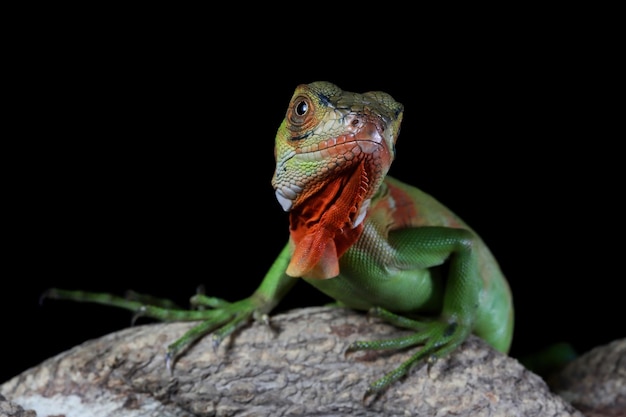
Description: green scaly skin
xmin=44 ymin=81 xmax=514 ymax=400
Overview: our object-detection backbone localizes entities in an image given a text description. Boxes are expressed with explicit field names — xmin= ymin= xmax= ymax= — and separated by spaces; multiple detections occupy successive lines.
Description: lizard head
xmin=271 ymin=81 xmax=404 ymax=279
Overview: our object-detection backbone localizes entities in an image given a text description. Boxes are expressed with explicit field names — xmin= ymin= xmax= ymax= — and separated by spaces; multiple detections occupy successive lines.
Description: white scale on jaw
xmin=274 ymin=177 xmax=301 ymax=212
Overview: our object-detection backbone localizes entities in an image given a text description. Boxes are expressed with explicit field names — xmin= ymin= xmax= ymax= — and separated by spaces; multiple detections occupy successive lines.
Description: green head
xmin=272 ymin=81 xmax=404 ymax=222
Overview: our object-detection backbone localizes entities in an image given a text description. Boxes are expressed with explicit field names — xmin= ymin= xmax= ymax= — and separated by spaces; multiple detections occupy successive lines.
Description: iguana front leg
xmin=346 ymin=226 xmax=481 ymax=398
xmin=43 ymin=243 xmax=298 ymax=368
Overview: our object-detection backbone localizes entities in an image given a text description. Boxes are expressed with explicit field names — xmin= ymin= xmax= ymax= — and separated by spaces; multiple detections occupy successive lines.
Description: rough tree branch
xmin=1 ymin=307 xmax=588 ymax=416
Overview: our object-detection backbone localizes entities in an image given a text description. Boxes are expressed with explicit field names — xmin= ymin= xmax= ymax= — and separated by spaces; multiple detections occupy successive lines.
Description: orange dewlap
xmin=286 ymin=163 xmax=367 ymax=279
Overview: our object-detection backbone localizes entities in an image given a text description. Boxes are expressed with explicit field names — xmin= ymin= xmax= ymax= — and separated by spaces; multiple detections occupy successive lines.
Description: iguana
xmin=45 ymin=81 xmax=514 ymax=398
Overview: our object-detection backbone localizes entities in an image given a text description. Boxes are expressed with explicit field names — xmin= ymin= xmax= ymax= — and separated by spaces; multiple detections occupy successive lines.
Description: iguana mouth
xmin=293 ymin=137 xmax=382 ymax=156
xmin=274 ymin=122 xmax=386 ymax=214
xmin=274 ymin=139 xmax=382 ymax=212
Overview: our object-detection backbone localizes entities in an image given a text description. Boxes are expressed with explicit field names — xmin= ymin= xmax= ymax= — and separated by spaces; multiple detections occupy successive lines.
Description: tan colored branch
xmin=2 ymin=307 xmax=587 ymax=416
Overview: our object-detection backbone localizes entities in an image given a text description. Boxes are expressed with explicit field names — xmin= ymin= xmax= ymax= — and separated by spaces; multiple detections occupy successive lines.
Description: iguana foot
xmin=346 ymin=307 xmax=470 ymax=400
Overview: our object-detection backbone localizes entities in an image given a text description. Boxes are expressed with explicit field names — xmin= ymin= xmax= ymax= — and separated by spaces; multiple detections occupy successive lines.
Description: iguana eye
xmin=288 ymin=95 xmax=314 ymax=130
xmin=295 ymin=99 xmax=308 ymax=116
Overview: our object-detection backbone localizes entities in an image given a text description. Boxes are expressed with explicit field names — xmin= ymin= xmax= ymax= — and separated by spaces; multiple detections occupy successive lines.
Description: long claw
xmin=165 ymin=352 xmax=174 ymax=375
xmin=39 ymin=289 xmax=53 ymax=306
xmin=131 ymin=306 xmax=147 ymax=326
xmin=211 ymin=335 xmax=222 ymax=352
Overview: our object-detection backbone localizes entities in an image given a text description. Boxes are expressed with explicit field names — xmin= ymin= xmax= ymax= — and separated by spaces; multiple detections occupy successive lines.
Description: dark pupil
xmin=295 ymin=100 xmax=308 ymax=116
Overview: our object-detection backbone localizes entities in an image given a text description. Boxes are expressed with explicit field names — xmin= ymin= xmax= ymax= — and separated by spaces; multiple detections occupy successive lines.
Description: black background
xmin=3 ymin=22 xmax=622 ymax=385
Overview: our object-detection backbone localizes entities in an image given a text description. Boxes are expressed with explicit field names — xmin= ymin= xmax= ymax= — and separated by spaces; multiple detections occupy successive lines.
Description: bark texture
xmin=0 ymin=394 xmax=36 ymax=417
xmin=2 ymin=306 xmax=586 ymax=417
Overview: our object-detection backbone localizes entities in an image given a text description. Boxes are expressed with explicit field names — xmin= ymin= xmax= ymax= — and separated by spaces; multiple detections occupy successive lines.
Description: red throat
xmin=286 ymin=163 xmax=368 ymax=279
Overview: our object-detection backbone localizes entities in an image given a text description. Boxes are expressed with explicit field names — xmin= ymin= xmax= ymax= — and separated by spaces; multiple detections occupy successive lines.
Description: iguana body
xmin=47 ymin=81 xmax=514 ymax=397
